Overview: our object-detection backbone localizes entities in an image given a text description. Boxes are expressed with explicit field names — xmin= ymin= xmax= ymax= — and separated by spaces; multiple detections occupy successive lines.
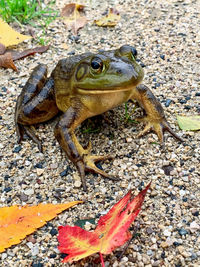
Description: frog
xmin=15 ymin=45 xmax=183 ymax=191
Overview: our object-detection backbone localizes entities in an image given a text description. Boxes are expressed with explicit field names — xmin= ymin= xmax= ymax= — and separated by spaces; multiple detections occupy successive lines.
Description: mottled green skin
xmin=15 ymin=45 xmax=182 ymax=190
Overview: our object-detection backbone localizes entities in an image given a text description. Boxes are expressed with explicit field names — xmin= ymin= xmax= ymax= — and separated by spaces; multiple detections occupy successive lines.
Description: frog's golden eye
xmin=91 ymin=57 xmax=103 ymax=72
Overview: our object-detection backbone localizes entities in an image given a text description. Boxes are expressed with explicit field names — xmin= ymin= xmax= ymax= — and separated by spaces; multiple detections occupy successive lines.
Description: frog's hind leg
xmin=15 ymin=64 xmax=59 ymax=151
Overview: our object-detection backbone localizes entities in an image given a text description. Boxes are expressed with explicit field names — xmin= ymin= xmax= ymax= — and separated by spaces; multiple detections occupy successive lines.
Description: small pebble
xmin=13 ymin=146 xmax=22 ymax=153
xmin=24 ymin=188 xmax=34 ymax=195
xmin=4 ymin=187 xmax=12 ymax=193
xmin=50 ymin=228 xmax=58 ymax=236
xmin=36 ymin=168 xmax=44 ymax=176
xmin=160 ymin=54 xmax=165 ymax=60
xmin=178 ymin=229 xmax=188 ymax=236
xmin=74 ymin=180 xmax=82 ymax=188
xmin=163 ymin=229 xmax=171 ymax=237
xmin=192 ymin=210 xmax=199 ymax=217
xmin=60 ymin=167 xmax=70 ymax=177
xmin=165 ymin=99 xmax=172 ymax=107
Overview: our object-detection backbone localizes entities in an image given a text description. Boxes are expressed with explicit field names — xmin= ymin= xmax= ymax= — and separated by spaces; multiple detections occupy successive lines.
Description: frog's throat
xmin=76 ymin=85 xmax=137 ymax=95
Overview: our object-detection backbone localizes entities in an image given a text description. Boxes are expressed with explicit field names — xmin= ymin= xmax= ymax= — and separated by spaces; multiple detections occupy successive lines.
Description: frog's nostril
xmin=117 ymin=69 xmax=122 ymax=74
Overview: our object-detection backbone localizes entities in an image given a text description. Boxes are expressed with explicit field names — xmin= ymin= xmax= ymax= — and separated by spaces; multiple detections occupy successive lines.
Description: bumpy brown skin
xmin=15 ymin=45 xmax=183 ymax=191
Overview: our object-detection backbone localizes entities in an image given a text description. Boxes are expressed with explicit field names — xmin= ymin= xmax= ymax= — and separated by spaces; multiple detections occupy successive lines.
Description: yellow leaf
xmin=0 ymin=201 xmax=82 ymax=253
xmin=94 ymin=8 xmax=120 ymax=27
xmin=0 ymin=18 xmax=31 ymax=47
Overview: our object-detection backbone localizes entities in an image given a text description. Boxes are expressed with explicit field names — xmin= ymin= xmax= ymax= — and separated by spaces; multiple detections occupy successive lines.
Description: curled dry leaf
xmin=61 ymin=3 xmax=87 ymax=35
xmin=94 ymin=8 xmax=120 ymax=27
xmin=0 ymin=18 xmax=31 ymax=47
xmin=58 ymin=183 xmax=151 ymax=263
xmin=0 ymin=52 xmax=18 ymax=71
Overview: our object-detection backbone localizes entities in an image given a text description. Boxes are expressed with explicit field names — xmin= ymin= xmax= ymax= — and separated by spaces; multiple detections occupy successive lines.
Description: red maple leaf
xmin=58 ymin=183 xmax=151 ymax=265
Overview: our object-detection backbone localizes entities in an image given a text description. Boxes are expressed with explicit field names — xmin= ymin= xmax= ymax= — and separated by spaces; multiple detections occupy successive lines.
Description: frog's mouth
xmin=76 ymin=84 xmax=140 ymax=95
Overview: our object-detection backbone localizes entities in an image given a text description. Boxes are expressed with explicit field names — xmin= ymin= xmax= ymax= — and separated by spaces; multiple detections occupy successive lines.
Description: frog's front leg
xmin=131 ymin=84 xmax=183 ymax=144
xmin=54 ymin=105 xmax=118 ymax=191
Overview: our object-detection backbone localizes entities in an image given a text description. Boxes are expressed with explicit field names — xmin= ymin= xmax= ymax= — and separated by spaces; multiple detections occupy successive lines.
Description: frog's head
xmin=73 ymin=45 xmax=144 ymax=94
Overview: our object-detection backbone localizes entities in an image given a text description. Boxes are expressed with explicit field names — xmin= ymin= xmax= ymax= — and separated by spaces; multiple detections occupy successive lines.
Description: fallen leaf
xmin=94 ymin=8 xmax=120 ymax=27
xmin=177 ymin=115 xmax=200 ymax=130
xmin=61 ymin=3 xmax=84 ymax=17
xmin=0 ymin=43 xmax=6 ymax=55
xmin=0 ymin=52 xmax=18 ymax=71
xmin=10 ymin=45 xmax=49 ymax=61
xmin=58 ymin=183 xmax=150 ymax=263
xmin=61 ymin=3 xmax=87 ymax=35
xmin=0 ymin=46 xmax=49 ymax=71
xmin=0 ymin=18 xmax=31 ymax=47
xmin=0 ymin=201 xmax=82 ymax=253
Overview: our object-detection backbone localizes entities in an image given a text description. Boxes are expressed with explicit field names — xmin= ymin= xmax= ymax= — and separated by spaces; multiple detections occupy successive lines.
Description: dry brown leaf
xmin=0 ymin=18 xmax=31 ymax=47
xmin=0 ymin=52 xmax=18 ymax=71
xmin=61 ymin=3 xmax=84 ymax=17
xmin=0 ymin=45 xmax=49 ymax=71
xmin=72 ymin=17 xmax=87 ymax=35
xmin=61 ymin=3 xmax=87 ymax=35
xmin=94 ymin=8 xmax=120 ymax=27
xmin=10 ymin=45 xmax=49 ymax=61
xmin=0 ymin=43 xmax=6 ymax=55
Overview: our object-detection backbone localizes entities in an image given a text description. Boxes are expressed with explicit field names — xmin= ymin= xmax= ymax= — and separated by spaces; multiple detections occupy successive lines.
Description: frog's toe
xmin=83 ymin=140 xmax=92 ymax=154
xmin=137 ymin=118 xmax=183 ymax=144
xmin=161 ymin=120 xmax=184 ymax=143
xmin=16 ymin=123 xmax=25 ymax=143
xmin=137 ymin=122 xmax=153 ymax=139
xmin=75 ymin=154 xmax=118 ymax=191
xmin=16 ymin=123 xmax=43 ymax=152
xmin=85 ymin=154 xmax=117 ymax=179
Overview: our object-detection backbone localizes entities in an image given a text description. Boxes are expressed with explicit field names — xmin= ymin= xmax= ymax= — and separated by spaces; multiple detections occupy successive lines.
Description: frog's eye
xmin=131 ymin=47 xmax=137 ymax=58
xmin=119 ymin=45 xmax=137 ymax=59
xmin=91 ymin=57 xmax=103 ymax=72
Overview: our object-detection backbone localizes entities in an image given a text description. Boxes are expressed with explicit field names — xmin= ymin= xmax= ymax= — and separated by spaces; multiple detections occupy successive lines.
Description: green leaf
xmin=74 ymin=218 xmax=96 ymax=229
xmin=177 ymin=115 xmax=200 ymax=130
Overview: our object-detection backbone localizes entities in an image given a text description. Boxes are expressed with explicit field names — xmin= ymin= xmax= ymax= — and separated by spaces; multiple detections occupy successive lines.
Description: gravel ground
xmin=0 ymin=0 xmax=200 ymax=266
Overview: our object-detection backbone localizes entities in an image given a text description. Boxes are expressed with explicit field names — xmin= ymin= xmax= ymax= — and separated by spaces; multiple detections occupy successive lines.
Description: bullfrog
xmin=15 ymin=45 xmax=183 ymax=191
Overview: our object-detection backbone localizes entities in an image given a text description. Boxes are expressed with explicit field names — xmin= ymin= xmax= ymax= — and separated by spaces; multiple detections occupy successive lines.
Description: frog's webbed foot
xmin=16 ymin=123 xmax=42 ymax=152
xmin=136 ymin=116 xmax=183 ymax=145
xmin=131 ymin=84 xmax=183 ymax=145
xmin=54 ymin=106 xmax=119 ymax=191
xmin=76 ymin=153 xmax=119 ymax=191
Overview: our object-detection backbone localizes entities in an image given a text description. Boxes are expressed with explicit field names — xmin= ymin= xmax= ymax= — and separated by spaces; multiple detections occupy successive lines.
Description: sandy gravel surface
xmin=0 ymin=0 xmax=199 ymax=266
